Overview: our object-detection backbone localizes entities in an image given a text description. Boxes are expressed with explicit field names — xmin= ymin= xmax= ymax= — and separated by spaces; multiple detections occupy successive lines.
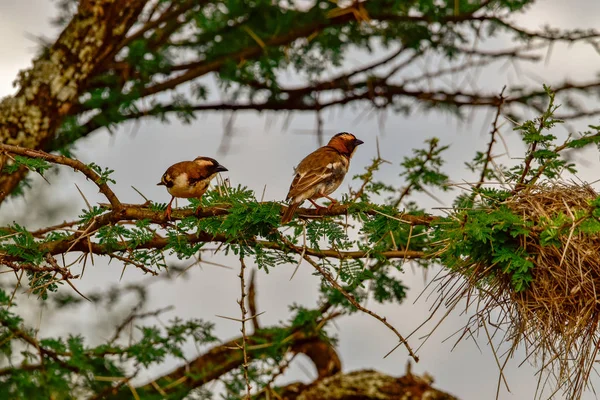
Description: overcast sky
xmin=2 ymin=1 xmax=600 ymax=399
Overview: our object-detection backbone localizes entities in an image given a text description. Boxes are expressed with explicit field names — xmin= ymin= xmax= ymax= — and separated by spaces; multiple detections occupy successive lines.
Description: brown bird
xmin=281 ymin=132 xmax=364 ymax=224
xmin=157 ymin=156 xmax=228 ymax=220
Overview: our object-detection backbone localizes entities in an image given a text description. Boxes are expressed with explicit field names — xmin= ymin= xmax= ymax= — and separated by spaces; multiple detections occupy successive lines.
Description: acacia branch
xmin=0 ymin=0 xmax=147 ymax=204
xmin=51 ymin=6 xmax=600 ymax=147
xmin=0 ymin=145 xmax=434 ymax=275
xmin=94 ymin=201 xmax=436 ymax=227
xmin=0 ymin=319 xmax=81 ymax=375
xmin=0 ymin=144 xmax=121 ymax=209
xmin=279 ymin=235 xmax=420 ymax=363
xmin=3 ymin=222 xmax=427 ymax=261
xmin=0 ymin=199 xmax=431 ymax=281
xmin=132 ymin=10 xmax=557 ymax=99
xmin=1 ymin=258 xmax=77 ymax=280
xmin=121 ymin=317 xmax=337 ymax=398
xmin=116 ymin=0 xmax=199 ymax=51
xmin=392 ymin=139 xmax=441 ymax=208
xmin=136 ymin=10 xmax=367 ymax=98
xmin=71 ymin=77 xmax=600 ymax=142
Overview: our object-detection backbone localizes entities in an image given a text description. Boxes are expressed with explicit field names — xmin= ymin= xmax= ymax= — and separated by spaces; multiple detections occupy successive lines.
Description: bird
xmin=281 ymin=132 xmax=364 ymax=224
xmin=157 ymin=156 xmax=228 ymax=220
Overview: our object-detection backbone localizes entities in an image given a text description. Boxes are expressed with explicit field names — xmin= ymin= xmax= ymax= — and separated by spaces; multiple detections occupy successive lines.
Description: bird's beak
xmin=354 ymin=139 xmax=364 ymax=146
xmin=157 ymin=182 xmax=165 ymax=186
xmin=215 ymin=164 xmax=228 ymax=172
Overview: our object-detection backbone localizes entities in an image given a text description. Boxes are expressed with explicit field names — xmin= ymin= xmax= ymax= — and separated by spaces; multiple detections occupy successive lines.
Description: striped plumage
xmin=281 ymin=132 xmax=364 ymax=224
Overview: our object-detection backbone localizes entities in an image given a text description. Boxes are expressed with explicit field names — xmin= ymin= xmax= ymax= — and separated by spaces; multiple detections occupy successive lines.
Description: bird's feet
xmin=325 ymin=196 xmax=338 ymax=210
xmin=308 ymin=199 xmax=327 ymax=214
xmin=164 ymin=204 xmax=173 ymax=221
xmin=164 ymin=196 xmax=175 ymax=221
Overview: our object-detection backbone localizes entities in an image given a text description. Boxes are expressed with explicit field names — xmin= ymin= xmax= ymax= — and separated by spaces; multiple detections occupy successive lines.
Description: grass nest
xmin=435 ymin=182 xmax=600 ymax=399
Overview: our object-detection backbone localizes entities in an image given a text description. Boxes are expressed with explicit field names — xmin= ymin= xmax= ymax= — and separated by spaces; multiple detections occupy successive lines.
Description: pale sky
xmin=2 ymin=1 xmax=600 ymax=399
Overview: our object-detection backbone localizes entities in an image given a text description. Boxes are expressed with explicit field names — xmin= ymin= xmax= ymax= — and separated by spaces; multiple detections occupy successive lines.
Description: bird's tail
xmin=281 ymin=202 xmax=300 ymax=224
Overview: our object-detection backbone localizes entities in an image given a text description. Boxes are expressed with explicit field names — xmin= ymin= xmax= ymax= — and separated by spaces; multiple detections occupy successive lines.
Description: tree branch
xmin=279 ymin=235 xmax=420 ymax=363
xmin=248 ymin=268 xmax=260 ymax=331
xmin=71 ymin=77 xmax=600 ymax=143
xmin=264 ymin=368 xmax=459 ymax=400
xmin=0 ymin=144 xmax=121 ymax=209
xmin=0 ymin=0 xmax=147 ymax=204
xmin=474 ymin=87 xmax=506 ymax=191
xmin=238 ymin=256 xmax=252 ymax=398
xmin=123 ymin=318 xmax=336 ymax=397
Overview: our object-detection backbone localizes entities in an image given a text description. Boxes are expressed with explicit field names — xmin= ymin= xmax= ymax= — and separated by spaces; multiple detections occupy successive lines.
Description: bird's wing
xmin=160 ymin=163 xmax=186 ymax=187
xmin=186 ymin=163 xmax=216 ymax=185
xmin=161 ymin=161 xmax=204 ymax=186
xmin=286 ymin=148 xmax=344 ymax=201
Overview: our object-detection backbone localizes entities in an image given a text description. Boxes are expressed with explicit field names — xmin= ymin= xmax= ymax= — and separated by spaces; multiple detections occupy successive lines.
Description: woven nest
xmin=438 ymin=182 xmax=600 ymax=399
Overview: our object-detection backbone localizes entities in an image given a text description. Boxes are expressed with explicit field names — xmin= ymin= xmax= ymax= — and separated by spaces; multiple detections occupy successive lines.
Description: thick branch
xmin=0 ymin=0 xmax=147 ymax=203
xmin=0 ymin=147 xmax=434 ymax=274
xmin=50 ymin=4 xmax=600 ymax=146
xmin=8 ymin=222 xmax=427 ymax=262
xmin=121 ymin=324 xmax=335 ymax=398
xmin=126 ymin=8 xmax=560 ymax=102
xmin=0 ymin=201 xmax=431 ymax=283
xmin=267 ymin=369 xmax=459 ymax=400
xmin=74 ymin=78 xmax=600 ymax=140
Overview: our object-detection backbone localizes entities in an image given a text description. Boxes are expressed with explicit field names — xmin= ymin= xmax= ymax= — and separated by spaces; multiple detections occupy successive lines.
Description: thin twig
xmin=279 ymin=235 xmax=419 ymax=362
xmin=0 ymin=144 xmax=121 ymax=209
xmin=238 ymin=256 xmax=252 ymax=398
xmin=248 ymin=268 xmax=260 ymax=331
xmin=474 ymin=86 xmax=506 ymax=191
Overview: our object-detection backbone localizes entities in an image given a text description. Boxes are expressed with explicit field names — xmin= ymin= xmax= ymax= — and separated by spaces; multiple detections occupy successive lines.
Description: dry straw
xmin=435 ymin=182 xmax=600 ymax=399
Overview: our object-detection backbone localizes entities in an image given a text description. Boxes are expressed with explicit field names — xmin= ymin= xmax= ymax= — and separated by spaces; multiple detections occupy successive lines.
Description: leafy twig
xmin=0 ymin=144 xmax=121 ymax=209
xmin=279 ymin=235 xmax=419 ymax=362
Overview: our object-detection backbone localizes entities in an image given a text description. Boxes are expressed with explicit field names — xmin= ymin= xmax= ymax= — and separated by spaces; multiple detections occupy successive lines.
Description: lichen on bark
xmin=269 ymin=369 xmax=459 ymax=400
xmin=0 ymin=0 xmax=147 ymax=202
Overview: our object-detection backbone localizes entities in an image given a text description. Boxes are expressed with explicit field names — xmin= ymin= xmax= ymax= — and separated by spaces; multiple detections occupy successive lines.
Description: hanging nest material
xmin=435 ymin=182 xmax=600 ymax=399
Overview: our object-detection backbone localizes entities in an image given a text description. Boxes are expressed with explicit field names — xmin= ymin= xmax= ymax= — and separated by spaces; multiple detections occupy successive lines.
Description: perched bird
xmin=157 ymin=157 xmax=228 ymax=220
xmin=281 ymin=132 xmax=364 ymax=224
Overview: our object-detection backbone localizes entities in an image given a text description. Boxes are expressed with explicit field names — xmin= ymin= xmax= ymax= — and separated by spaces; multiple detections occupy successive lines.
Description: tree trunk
xmin=0 ymin=0 xmax=147 ymax=202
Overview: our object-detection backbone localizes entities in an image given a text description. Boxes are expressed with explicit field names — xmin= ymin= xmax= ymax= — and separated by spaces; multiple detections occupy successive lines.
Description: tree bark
xmin=106 ymin=324 xmax=456 ymax=400
xmin=270 ymin=369 xmax=459 ymax=400
xmin=103 ymin=325 xmax=337 ymax=399
xmin=0 ymin=0 xmax=147 ymax=202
